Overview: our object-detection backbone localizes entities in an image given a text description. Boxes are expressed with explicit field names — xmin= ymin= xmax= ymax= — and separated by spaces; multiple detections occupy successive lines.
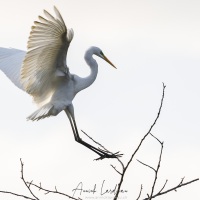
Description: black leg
xmin=65 ymin=108 xmax=122 ymax=160
xmin=65 ymin=109 xmax=79 ymax=141
xmin=65 ymin=109 xmax=107 ymax=156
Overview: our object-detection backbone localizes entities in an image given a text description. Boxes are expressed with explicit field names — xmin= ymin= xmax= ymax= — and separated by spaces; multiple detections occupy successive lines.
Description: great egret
xmin=0 ymin=7 xmax=120 ymax=159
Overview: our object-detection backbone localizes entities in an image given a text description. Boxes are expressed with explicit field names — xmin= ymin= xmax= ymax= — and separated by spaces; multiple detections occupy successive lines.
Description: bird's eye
xmin=100 ymin=51 xmax=104 ymax=56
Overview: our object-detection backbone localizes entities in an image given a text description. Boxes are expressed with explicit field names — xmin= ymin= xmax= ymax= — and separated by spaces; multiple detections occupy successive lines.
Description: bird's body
xmin=27 ymin=46 xmax=100 ymax=121
xmin=0 ymin=7 xmax=120 ymax=159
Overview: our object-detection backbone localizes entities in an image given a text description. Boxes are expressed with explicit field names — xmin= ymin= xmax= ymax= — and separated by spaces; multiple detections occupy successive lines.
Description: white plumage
xmin=0 ymin=48 xmax=25 ymax=89
xmin=0 ymin=7 xmax=119 ymax=159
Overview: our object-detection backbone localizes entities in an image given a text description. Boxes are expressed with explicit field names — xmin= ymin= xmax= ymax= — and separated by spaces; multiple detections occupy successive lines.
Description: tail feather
xmin=27 ymin=103 xmax=54 ymax=121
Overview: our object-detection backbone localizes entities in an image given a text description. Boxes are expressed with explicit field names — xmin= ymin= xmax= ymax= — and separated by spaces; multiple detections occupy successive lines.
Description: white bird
xmin=0 ymin=7 xmax=121 ymax=159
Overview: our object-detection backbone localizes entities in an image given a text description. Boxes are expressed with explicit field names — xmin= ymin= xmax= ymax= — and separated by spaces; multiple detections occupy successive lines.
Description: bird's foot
xmin=94 ymin=150 xmax=123 ymax=161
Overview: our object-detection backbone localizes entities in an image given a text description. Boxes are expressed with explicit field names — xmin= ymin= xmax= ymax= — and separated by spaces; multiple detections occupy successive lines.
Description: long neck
xmin=75 ymin=49 xmax=98 ymax=93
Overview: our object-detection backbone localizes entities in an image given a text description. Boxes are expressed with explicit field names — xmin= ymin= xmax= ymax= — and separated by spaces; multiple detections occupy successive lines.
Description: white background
xmin=0 ymin=0 xmax=199 ymax=199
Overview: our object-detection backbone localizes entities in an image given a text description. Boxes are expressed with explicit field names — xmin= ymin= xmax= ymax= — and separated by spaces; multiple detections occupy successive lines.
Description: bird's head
xmin=88 ymin=46 xmax=117 ymax=69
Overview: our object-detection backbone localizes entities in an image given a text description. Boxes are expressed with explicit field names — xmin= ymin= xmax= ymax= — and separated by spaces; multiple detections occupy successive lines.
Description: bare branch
xmin=0 ymin=159 xmax=81 ymax=200
xmin=110 ymin=164 xmax=122 ymax=175
xmin=0 ymin=83 xmax=198 ymax=200
xmin=150 ymin=133 xmax=162 ymax=145
xmin=136 ymin=184 xmax=143 ymax=200
xmin=28 ymin=180 xmax=33 ymax=188
xmin=39 ymin=183 xmax=42 ymax=191
xmin=113 ymin=83 xmax=166 ymax=200
xmin=27 ymin=182 xmax=80 ymax=200
xmin=81 ymin=130 xmax=123 ymax=162
xmin=136 ymin=133 xmax=164 ymax=200
xmin=127 ymin=83 xmax=166 ymax=168
xmin=81 ymin=130 xmax=108 ymax=152
xmin=149 ymin=140 xmax=164 ymax=199
xmin=157 ymin=179 xmax=168 ymax=194
xmin=44 ymin=191 xmax=50 ymax=195
xmin=137 ymin=159 xmax=156 ymax=172
xmin=178 ymin=177 xmax=185 ymax=186
xmin=20 ymin=159 xmax=39 ymax=200
xmin=0 ymin=191 xmax=36 ymax=200
xmin=81 ymin=129 xmax=125 ymax=170
xmin=143 ymin=178 xmax=199 ymax=200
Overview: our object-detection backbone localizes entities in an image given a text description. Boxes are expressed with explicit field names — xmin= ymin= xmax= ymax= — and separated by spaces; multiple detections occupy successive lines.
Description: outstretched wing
xmin=21 ymin=6 xmax=74 ymax=105
xmin=0 ymin=47 xmax=26 ymax=90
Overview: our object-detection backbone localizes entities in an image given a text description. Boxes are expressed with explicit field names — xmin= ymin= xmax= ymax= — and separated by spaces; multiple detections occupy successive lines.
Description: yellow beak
xmin=103 ymin=55 xmax=117 ymax=69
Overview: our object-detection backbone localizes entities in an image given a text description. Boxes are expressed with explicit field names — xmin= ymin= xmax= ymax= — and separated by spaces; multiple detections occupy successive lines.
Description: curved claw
xmin=94 ymin=151 xmax=123 ymax=161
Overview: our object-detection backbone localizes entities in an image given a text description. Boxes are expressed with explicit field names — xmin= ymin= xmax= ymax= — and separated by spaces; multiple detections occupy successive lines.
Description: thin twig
xmin=137 ymin=159 xmax=156 ymax=172
xmin=178 ymin=177 xmax=185 ymax=186
xmin=27 ymin=182 xmax=80 ymax=200
xmin=81 ymin=129 xmax=125 ymax=170
xmin=0 ymin=191 xmax=36 ymax=200
xmin=81 ymin=130 xmax=108 ymax=152
xmin=136 ymin=134 xmax=164 ymax=200
xmin=110 ymin=164 xmax=122 ymax=175
xmin=113 ymin=83 xmax=166 ymax=200
xmin=136 ymin=184 xmax=143 ymax=200
xmin=0 ymin=159 xmax=80 ymax=200
xmin=142 ymin=178 xmax=199 ymax=200
xmin=150 ymin=133 xmax=162 ymax=145
xmin=157 ymin=179 xmax=168 ymax=194
xmin=0 ymin=82 xmax=198 ymax=200
xmin=81 ymin=130 xmax=123 ymax=160
xmin=149 ymin=140 xmax=164 ymax=199
xmin=20 ymin=159 xmax=39 ymax=200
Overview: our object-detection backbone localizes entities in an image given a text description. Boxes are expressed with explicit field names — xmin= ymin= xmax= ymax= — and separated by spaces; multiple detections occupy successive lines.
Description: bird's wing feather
xmin=21 ymin=6 xmax=74 ymax=105
xmin=0 ymin=47 xmax=26 ymax=90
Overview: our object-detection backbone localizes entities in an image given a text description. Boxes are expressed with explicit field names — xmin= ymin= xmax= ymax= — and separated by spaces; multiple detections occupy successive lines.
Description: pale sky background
xmin=0 ymin=0 xmax=199 ymax=199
